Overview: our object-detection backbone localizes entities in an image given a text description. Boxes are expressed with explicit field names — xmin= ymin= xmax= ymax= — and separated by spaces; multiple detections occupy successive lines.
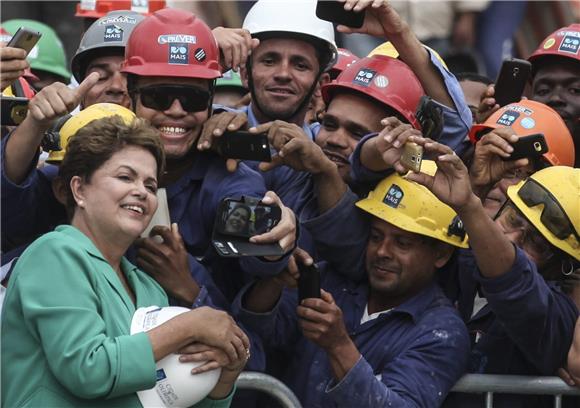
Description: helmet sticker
xmin=104 ymin=25 xmax=123 ymax=42
xmin=559 ymin=35 xmax=580 ymax=55
xmin=543 ymin=38 xmax=556 ymax=49
xmin=99 ymin=16 xmax=138 ymax=25
xmin=194 ymin=48 xmax=206 ymax=62
xmin=520 ymin=117 xmax=536 ymax=129
xmin=383 ymin=184 xmax=404 ymax=208
xmin=353 ymin=68 xmax=376 ymax=87
xmin=496 ymin=111 xmax=520 ymax=127
xmin=156 ymin=368 xmax=167 ymax=381
xmin=158 ymin=34 xmax=197 ymax=45
xmin=168 ymin=43 xmax=189 ymax=64
xmin=373 ymin=75 xmax=389 ymax=88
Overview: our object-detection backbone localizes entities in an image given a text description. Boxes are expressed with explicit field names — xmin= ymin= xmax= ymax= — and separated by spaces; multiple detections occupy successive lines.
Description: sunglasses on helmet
xmin=517 ymin=179 xmax=580 ymax=241
xmin=133 ymin=84 xmax=211 ymax=113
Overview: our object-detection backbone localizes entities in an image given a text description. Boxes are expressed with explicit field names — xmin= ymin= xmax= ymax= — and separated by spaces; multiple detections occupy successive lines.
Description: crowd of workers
xmin=0 ymin=1 xmax=579 ymax=407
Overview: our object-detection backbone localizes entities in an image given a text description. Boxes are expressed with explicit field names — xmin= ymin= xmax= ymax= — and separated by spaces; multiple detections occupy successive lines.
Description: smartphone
xmin=218 ymin=131 xmax=271 ymax=162
xmin=1 ymin=96 xmax=28 ymax=126
xmin=141 ymin=188 xmax=171 ymax=242
xmin=416 ymin=95 xmax=444 ymax=140
xmin=400 ymin=142 xmax=423 ymax=172
xmin=6 ymin=27 xmax=42 ymax=56
xmin=494 ymin=58 xmax=531 ymax=108
xmin=316 ymin=0 xmax=365 ymax=28
xmin=298 ymin=263 xmax=321 ymax=302
xmin=216 ymin=197 xmax=281 ymax=239
xmin=503 ymin=133 xmax=548 ymax=161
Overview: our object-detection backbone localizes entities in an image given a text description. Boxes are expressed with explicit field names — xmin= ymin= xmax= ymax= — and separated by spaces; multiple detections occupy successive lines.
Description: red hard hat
xmin=322 ymin=55 xmax=424 ymax=129
xmin=75 ymin=0 xmax=165 ymax=18
xmin=121 ymin=8 xmax=221 ymax=79
xmin=469 ymin=100 xmax=575 ymax=167
xmin=528 ymin=23 xmax=580 ymax=65
xmin=328 ymin=48 xmax=360 ymax=79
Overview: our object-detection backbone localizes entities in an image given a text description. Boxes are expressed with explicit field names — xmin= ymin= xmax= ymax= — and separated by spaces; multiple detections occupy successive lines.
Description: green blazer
xmin=1 ymin=225 xmax=231 ymax=408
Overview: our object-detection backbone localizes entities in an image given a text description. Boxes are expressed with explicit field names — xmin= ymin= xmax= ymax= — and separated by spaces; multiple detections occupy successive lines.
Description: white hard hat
xmin=243 ymin=0 xmax=338 ymax=71
xmin=131 ymin=306 xmax=222 ymax=407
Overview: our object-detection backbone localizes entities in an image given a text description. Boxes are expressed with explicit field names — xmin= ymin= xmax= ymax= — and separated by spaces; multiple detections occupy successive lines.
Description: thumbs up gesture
xmin=27 ymin=72 xmax=100 ymax=127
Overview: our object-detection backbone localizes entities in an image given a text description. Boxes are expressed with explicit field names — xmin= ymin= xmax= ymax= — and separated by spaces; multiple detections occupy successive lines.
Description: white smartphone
xmin=141 ymin=188 xmax=171 ymax=241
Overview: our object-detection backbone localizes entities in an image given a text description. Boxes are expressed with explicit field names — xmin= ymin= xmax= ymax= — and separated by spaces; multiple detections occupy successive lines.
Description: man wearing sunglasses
xmin=405 ymin=142 xmax=579 ymax=408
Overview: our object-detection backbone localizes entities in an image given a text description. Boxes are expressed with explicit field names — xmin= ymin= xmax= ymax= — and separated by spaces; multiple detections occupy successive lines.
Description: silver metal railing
xmin=236 ymin=371 xmax=302 ymax=408
xmin=450 ymin=374 xmax=580 ymax=408
xmin=236 ymin=372 xmax=580 ymax=408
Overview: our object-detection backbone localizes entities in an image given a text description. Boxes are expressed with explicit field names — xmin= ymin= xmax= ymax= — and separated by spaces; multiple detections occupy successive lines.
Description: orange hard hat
xmin=75 ymin=0 xmax=165 ymax=18
xmin=469 ymin=99 xmax=575 ymax=167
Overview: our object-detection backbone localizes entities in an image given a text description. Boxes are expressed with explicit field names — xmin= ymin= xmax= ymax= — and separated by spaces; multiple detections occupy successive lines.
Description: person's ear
xmin=434 ymin=243 xmax=454 ymax=268
xmin=70 ymin=175 xmax=87 ymax=208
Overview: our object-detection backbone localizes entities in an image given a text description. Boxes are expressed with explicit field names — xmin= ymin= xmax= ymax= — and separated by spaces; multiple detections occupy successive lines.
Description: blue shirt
xmin=234 ymin=265 xmax=470 ymax=408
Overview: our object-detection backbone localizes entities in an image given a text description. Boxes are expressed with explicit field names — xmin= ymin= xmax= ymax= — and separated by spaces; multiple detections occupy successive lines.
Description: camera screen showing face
xmin=217 ymin=200 xmax=281 ymax=238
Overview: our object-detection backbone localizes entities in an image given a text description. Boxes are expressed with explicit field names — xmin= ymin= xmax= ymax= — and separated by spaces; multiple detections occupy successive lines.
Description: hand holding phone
xmin=6 ymin=27 xmax=42 ymax=56
xmin=298 ymin=263 xmax=321 ymax=302
xmin=316 ymin=0 xmax=365 ymax=28
xmin=217 ymin=130 xmax=272 ymax=162
xmin=502 ymin=133 xmax=548 ymax=161
xmin=494 ymin=58 xmax=531 ymax=107
xmin=212 ymin=196 xmax=285 ymax=257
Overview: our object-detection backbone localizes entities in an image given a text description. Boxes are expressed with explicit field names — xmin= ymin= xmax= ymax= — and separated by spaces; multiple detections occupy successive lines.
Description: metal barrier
xmin=451 ymin=374 xmax=580 ymax=408
xmin=236 ymin=372 xmax=302 ymax=408
xmin=236 ymin=372 xmax=580 ymax=408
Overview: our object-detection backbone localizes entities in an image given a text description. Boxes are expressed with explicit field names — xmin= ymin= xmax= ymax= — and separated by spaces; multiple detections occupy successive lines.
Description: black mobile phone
xmin=316 ymin=0 xmax=365 ymax=28
xmin=216 ymin=197 xmax=281 ymax=239
xmin=503 ymin=133 xmax=548 ymax=161
xmin=218 ymin=131 xmax=271 ymax=162
xmin=6 ymin=27 xmax=42 ymax=56
xmin=494 ymin=58 xmax=531 ymax=107
xmin=415 ymin=95 xmax=444 ymax=140
xmin=1 ymin=96 xmax=29 ymax=126
xmin=298 ymin=263 xmax=321 ymax=302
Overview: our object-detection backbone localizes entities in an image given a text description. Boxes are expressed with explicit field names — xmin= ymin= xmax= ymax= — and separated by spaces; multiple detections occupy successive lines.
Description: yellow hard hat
xmin=356 ymin=161 xmax=469 ymax=248
xmin=368 ymin=41 xmax=449 ymax=70
xmin=46 ymin=103 xmax=136 ymax=164
xmin=507 ymin=166 xmax=580 ymax=261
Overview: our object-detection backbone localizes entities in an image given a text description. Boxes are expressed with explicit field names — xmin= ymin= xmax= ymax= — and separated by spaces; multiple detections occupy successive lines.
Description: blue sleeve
xmin=232 ymin=283 xmax=302 ymax=351
xmin=476 ymin=247 xmax=579 ymax=373
xmin=301 ymin=189 xmax=369 ymax=282
xmin=426 ymin=48 xmax=472 ymax=158
xmin=326 ymin=311 xmax=470 ymax=408
xmin=1 ymin=135 xmax=65 ymax=246
xmin=348 ymin=132 xmax=395 ymax=186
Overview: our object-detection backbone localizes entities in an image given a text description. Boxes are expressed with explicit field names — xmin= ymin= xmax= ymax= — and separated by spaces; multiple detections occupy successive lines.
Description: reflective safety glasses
xmin=134 ymin=84 xmax=211 ymax=113
xmin=517 ymin=179 xmax=580 ymax=241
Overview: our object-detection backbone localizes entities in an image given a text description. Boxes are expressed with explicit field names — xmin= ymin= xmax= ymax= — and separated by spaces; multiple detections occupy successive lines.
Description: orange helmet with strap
xmin=75 ymin=0 xmax=165 ymax=19
xmin=469 ymin=99 xmax=575 ymax=167
xmin=528 ymin=24 xmax=580 ymax=66
xmin=121 ymin=8 xmax=221 ymax=80
xmin=322 ymin=55 xmax=424 ymax=129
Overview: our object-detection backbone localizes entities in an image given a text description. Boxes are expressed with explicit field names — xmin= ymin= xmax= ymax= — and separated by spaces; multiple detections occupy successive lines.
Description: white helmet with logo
xmin=131 ymin=306 xmax=221 ymax=407
xmin=243 ymin=0 xmax=338 ymax=71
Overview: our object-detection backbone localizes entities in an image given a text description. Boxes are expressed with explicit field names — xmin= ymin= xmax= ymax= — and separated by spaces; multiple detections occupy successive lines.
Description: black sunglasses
xmin=517 ymin=179 xmax=580 ymax=241
xmin=133 ymin=84 xmax=211 ymax=113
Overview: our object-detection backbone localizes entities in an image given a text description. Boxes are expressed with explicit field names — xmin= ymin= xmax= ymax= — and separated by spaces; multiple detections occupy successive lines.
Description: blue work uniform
xmin=443 ymin=248 xmax=579 ymax=408
xmin=233 ymin=264 xmax=470 ymax=408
